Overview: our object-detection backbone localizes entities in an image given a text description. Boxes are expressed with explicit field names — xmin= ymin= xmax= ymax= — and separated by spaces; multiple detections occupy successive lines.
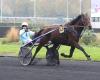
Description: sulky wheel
xmin=18 ymin=47 xmax=32 ymax=66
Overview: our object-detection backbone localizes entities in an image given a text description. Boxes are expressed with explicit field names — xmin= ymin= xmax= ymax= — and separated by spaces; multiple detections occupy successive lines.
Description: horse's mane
xmin=64 ymin=14 xmax=84 ymax=26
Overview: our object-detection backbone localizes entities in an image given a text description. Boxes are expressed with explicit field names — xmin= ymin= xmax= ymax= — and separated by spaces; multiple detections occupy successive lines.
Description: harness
xmin=63 ymin=25 xmax=86 ymax=38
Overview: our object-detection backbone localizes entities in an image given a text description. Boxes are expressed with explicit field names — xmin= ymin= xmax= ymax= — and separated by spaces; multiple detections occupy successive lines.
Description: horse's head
xmin=79 ymin=13 xmax=92 ymax=30
xmin=65 ymin=13 xmax=92 ymax=30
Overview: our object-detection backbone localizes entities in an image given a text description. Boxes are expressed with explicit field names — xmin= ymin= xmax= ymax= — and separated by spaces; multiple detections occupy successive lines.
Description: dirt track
xmin=0 ymin=57 xmax=100 ymax=80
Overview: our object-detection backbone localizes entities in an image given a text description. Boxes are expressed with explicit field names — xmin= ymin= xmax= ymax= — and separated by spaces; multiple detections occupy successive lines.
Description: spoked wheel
xmin=19 ymin=47 xmax=32 ymax=66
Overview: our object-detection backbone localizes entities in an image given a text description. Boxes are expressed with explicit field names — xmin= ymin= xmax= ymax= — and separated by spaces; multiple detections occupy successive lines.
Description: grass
xmin=0 ymin=42 xmax=20 ymax=56
xmin=0 ymin=42 xmax=100 ymax=61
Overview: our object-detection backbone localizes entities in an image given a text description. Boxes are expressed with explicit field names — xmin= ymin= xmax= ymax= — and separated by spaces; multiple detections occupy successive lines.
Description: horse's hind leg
xmin=53 ymin=44 xmax=60 ymax=65
xmin=29 ymin=45 xmax=42 ymax=65
xmin=73 ymin=42 xmax=91 ymax=61
xmin=61 ymin=46 xmax=75 ymax=58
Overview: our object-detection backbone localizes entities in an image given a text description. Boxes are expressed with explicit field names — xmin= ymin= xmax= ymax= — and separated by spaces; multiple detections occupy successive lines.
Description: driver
xmin=19 ymin=22 xmax=35 ymax=45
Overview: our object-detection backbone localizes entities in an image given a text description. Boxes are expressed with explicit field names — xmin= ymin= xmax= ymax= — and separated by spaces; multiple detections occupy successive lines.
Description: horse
xmin=30 ymin=13 xmax=92 ymax=65
xmin=61 ymin=13 xmax=92 ymax=58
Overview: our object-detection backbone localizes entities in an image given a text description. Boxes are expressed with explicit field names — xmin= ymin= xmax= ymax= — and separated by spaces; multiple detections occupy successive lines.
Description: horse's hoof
xmin=57 ymin=62 xmax=60 ymax=65
xmin=61 ymin=53 xmax=72 ymax=58
xmin=46 ymin=61 xmax=59 ymax=66
xmin=87 ymin=57 xmax=92 ymax=61
xmin=46 ymin=63 xmax=56 ymax=66
xmin=56 ymin=63 xmax=60 ymax=66
xmin=61 ymin=53 xmax=66 ymax=57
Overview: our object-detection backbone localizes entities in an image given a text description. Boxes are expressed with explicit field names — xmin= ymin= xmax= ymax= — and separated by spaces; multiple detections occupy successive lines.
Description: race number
xmin=59 ymin=25 xmax=64 ymax=33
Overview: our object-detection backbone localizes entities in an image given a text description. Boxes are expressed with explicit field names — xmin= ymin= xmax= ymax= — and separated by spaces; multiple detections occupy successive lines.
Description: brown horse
xmin=61 ymin=13 xmax=92 ymax=58
xmin=30 ymin=13 xmax=92 ymax=65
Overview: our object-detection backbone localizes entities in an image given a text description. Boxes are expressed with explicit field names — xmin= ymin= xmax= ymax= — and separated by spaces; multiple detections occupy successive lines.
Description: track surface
xmin=0 ymin=57 xmax=100 ymax=80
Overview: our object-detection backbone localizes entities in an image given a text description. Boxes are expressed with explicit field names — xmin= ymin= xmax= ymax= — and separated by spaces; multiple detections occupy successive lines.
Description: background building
xmin=91 ymin=0 xmax=100 ymax=32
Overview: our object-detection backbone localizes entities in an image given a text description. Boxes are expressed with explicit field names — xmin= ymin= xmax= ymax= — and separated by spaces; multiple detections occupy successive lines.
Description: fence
xmin=0 ymin=0 xmax=91 ymax=37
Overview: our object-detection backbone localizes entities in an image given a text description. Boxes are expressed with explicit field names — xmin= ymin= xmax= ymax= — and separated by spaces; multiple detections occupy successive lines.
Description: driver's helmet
xmin=21 ymin=22 xmax=28 ymax=29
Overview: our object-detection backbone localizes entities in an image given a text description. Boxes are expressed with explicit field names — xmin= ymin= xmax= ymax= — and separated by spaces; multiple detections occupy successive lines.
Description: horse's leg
xmin=61 ymin=46 xmax=75 ymax=58
xmin=29 ymin=45 xmax=42 ymax=65
xmin=30 ymin=35 xmax=50 ymax=65
xmin=61 ymin=39 xmax=80 ymax=58
xmin=52 ymin=44 xmax=60 ymax=65
xmin=73 ymin=42 xmax=91 ymax=61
